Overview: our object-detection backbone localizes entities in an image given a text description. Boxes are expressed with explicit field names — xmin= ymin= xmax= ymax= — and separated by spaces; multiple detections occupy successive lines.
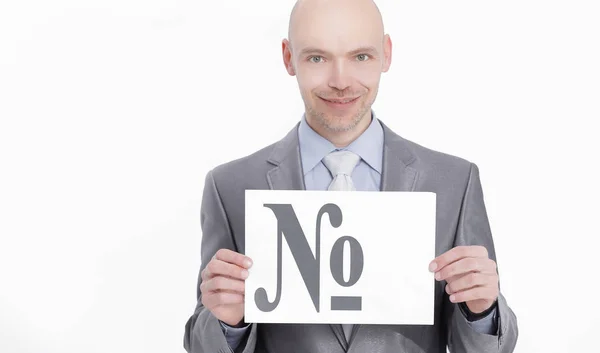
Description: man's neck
xmin=307 ymin=111 xmax=372 ymax=148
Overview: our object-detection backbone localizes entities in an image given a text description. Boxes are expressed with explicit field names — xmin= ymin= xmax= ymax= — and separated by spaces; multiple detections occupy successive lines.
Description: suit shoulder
xmin=207 ymin=141 xmax=277 ymax=184
xmin=400 ymin=136 xmax=475 ymax=177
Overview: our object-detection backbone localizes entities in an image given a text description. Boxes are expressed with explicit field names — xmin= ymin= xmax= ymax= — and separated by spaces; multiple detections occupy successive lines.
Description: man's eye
xmin=357 ymin=54 xmax=369 ymax=61
xmin=309 ymin=56 xmax=324 ymax=63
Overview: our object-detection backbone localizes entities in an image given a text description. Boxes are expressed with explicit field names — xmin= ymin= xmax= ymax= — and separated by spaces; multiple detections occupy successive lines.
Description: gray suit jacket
xmin=183 ymin=120 xmax=518 ymax=353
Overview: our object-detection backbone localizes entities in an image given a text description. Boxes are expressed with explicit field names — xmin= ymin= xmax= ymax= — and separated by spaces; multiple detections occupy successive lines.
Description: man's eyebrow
xmin=298 ymin=47 xmax=329 ymax=56
xmin=348 ymin=46 xmax=378 ymax=55
xmin=298 ymin=46 xmax=379 ymax=56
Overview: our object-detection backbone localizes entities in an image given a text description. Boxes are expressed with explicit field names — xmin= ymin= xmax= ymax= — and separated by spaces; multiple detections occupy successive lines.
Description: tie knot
xmin=322 ymin=150 xmax=361 ymax=177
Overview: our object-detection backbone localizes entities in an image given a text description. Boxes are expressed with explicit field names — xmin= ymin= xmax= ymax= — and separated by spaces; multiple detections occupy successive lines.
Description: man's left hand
xmin=429 ymin=245 xmax=499 ymax=313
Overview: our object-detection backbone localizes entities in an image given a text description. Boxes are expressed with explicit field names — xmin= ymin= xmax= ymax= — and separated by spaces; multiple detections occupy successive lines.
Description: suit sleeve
xmin=446 ymin=163 xmax=519 ymax=353
xmin=183 ymin=170 xmax=258 ymax=353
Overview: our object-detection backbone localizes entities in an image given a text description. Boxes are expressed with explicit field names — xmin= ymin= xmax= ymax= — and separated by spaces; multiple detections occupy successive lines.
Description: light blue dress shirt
xmin=219 ymin=112 xmax=498 ymax=350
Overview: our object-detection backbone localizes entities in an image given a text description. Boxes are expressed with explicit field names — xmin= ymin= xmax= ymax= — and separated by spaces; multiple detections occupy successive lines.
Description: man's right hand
xmin=200 ymin=249 xmax=253 ymax=327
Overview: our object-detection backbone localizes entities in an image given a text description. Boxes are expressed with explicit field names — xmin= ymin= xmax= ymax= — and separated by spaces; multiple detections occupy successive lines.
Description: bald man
xmin=183 ymin=0 xmax=518 ymax=352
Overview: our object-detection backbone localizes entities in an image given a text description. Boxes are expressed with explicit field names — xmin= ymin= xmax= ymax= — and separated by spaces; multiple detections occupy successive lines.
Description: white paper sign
xmin=244 ymin=190 xmax=436 ymax=325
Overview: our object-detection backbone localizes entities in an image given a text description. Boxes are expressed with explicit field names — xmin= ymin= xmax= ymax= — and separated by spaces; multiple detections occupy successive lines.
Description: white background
xmin=0 ymin=0 xmax=598 ymax=352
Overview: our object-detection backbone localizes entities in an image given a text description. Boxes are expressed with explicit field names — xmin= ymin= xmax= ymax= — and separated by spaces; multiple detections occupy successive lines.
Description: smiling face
xmin=283 ymin=0 xmax=392 ymax=134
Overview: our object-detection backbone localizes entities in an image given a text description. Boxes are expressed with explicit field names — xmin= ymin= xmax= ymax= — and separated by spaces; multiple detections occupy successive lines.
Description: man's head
xmin=283 ymin=0 xmax=392 ymax=137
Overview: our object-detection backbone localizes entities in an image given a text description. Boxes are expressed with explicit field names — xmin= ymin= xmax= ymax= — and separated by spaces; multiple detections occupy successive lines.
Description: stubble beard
xmin=306 ymin=89 xmax=377 ymax=133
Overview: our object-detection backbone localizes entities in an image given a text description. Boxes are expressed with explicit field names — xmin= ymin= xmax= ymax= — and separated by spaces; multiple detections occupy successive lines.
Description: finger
xmin=429 ymin=245 xmax=488 ymax=272
xmin=446 ymin=273 xmax=496 ymax=294
xmin=201 ymin=276 xmax=246 ymax=294
xmin=435 ymin=257 xmax=493 ymax=281
xmin=215 ymin=249 xmax=253 ymax=269
xmin=202 ymin=291 xmax=245 ymax=308
xmin=202 ymin=259 xmax=249 ymax=281
xmin=444 ymin=262 xmax=496 ymax=284
xmin=435 ymin=258 xmax=477 ymax=281
xmin=449 ymin=285 xmax=498 ymax=304
xmin=444 ymin=272 xmax=472 ymax=289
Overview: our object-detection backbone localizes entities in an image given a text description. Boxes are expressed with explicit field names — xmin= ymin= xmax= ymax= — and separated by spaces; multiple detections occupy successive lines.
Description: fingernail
xmin=435 ymin=272 xmax=441 ymax=280
xmin=244 ymin=259 xmax=253 ymax=268
xmin=429 ymin=262 xmax=437 ymax=272
xmin=241 ymin=270 xmax=249 ymax=279
xmin=445 ymin=284 xmax=451 ymax=294
xmin=450 ymin=295 xmax=456 ymax=302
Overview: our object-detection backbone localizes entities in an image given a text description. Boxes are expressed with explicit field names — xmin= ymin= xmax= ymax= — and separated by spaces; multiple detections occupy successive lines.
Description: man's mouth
xmin=319 ymin=96 xmax=360 ymax=105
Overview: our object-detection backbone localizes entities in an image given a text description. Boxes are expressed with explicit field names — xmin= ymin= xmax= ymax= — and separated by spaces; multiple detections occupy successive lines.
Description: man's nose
xmin=328 ymin=60 xmax=352 ymax=91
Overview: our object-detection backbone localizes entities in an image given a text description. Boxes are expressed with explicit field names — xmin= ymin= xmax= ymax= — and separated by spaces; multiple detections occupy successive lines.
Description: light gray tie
xmin=322 ymin=150 xmax=361 ymax=341
xmin=322 ymin=150 xmax=361 ymax=192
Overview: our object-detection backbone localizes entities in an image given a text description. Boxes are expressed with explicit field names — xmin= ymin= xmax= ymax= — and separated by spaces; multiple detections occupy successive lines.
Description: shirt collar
xmin=298 ymin=111 xmax=384 ymax=175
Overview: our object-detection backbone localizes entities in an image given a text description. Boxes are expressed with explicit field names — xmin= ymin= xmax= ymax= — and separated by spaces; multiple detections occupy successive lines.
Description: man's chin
xmin=317 ymin=113 xmax=361 ymax=132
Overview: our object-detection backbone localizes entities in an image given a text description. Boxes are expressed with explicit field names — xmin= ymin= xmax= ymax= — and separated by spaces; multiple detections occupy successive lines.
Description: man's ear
xmin=282 ymin=39 xmax=296 ymax=76
xmin=382 ymin=34 xmax=392 ymax=73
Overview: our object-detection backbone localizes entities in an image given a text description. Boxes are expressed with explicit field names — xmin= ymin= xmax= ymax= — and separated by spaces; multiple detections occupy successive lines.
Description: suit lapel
xmin=264 ymin=119 xmax=420 ymax=351
xmin=265 ymin=120 xmax=419 ymax=191
xmin=348 ymin=120 xmax=420 ymax=349
xmin=266 ymin=123 xmax=305 ymax=191
xmin=379 ymin=120 xmax=419 ymax=193
xmin=265 ymin=123 xmax=350 ymax=350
